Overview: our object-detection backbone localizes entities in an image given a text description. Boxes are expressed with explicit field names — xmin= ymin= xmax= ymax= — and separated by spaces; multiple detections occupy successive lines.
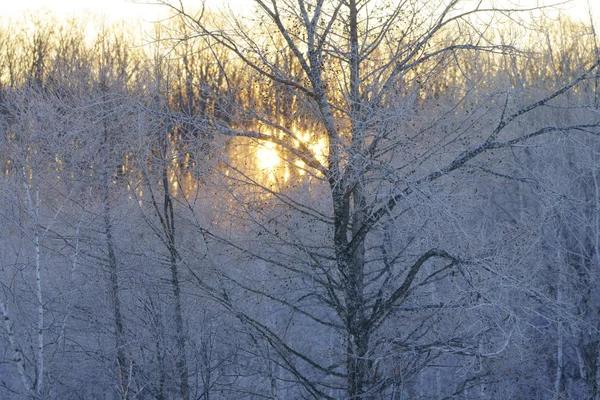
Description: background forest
xmin=1 ymin=1 xmax=600 ymax=399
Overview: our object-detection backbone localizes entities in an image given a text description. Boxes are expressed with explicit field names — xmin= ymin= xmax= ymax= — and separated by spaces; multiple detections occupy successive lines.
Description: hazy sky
xmin=1 ymin=0 xmax=597 ymax=24
xmin=1 ymin=0 xmax=250 ymax=22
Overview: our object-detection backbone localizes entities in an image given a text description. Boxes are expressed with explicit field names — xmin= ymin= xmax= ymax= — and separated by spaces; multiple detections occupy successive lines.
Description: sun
xmin=256 ymin=141 xmax=280 ymax=171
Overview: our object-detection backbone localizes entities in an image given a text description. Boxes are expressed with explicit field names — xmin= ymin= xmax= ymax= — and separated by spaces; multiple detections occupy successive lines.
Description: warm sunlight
xmin=256 ymin=141 xmax=280 ymax=172
xmin=246 ymin=129 xmax=328 ymax=186
xmin=309 ymin=137 xmax=328 ymax=166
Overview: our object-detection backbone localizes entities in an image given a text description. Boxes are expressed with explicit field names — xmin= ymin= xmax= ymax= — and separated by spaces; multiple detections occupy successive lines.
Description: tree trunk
xmin=25 ymin=180 xmax=44 ymax=397
xmin=169 ymin=243 xmax=189 ymax=400
xmin=345 ymin=187 xmax=371 ymax=399
xmin=0 ymin=301 xmax=32 ymax=396
xmin=104 ymin=162 xmax=129 ymax=398
xmin=345 ymin=1 xmax=372 ymax=396
xmin=162 ymin=151 xmax=190 ymax=400
xmin=102 ymin=91 xmax=129 ymax=398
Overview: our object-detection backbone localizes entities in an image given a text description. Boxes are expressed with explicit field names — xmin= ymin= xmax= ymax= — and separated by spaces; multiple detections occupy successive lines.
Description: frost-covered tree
xmin=157 ymin=0 xmax=600 ymax=398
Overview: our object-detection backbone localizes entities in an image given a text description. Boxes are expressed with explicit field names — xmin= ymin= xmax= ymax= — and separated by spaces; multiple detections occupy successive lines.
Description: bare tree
xmin=138 ymin=45 xmax=191 ymax=399
xmin=155 ymin=0 xmax=600 ymax=398
xmin=0 ymin=80 xmax=77 ymax=399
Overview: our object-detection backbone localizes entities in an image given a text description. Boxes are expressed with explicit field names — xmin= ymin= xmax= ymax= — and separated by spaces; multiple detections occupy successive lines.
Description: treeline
xmin=0 ymin=6 xmax=599 ymax=399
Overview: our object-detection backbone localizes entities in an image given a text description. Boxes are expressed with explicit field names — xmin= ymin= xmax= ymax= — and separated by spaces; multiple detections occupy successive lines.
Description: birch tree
xmin=0 ymin=81 xmax=75 ymax=399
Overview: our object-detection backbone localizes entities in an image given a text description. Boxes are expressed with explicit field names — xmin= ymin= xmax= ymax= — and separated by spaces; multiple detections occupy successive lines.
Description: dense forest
xmin=1 ymin=1 xmax=600 ymax=398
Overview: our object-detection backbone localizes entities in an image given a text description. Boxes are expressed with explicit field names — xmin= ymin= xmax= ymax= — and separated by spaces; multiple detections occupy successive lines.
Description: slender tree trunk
xmin=553 ymin=245 xmax=565 ymax=400
xmin=161 ymin=149 xmax=190 ymax=400
xmin=169 ymin=242 xmax=189 ymax=400
xmin=144 ymin=50 xmax=190 ymax=398
xmin=155 ymin=315 xmax=167 ymax=400
xmin=595 ymin=342 xmax=600 ymax=400
xmin=102 ymin=91 xmax=129 ymax=398
xmin=593 ymin=150 xmax=600 ymax=399
xmin=34 ymin=192 xmax=43 ymax=397
xmin=201 ymin=336 xmax=211 ymax=400
xmin=0 ymin=300 xmax=32 ymax=396
xmin=580 ymin=151 xmax=600 ymax=400
xmin=24 ymin=173 xmax=44 ymax=398
xmin=104 ymin=188 xmax=129 ymax=398
xmin=554 ymin=323 xmax=564 ymax=399
xmin=583 ymin=337 xmax=600 ymax=400
xmin=589 ymin=340 xmax=600 ymax=400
